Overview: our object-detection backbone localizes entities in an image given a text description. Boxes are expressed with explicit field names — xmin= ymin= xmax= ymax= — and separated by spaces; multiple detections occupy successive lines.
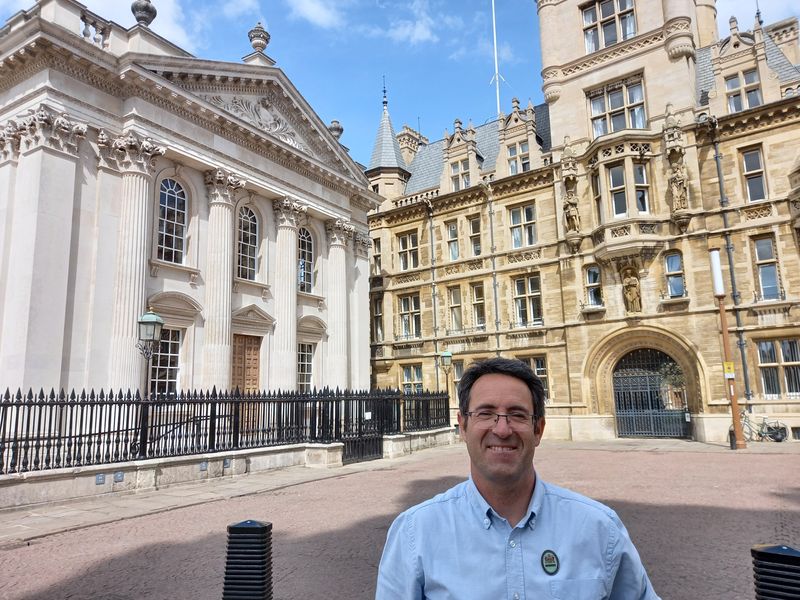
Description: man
xmin=376 ymin=357 xmax=659 ymax=599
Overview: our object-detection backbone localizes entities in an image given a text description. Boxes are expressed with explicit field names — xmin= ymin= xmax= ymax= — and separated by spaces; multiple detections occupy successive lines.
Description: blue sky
xmin=0 ymin=0 xmax=797 ymax=166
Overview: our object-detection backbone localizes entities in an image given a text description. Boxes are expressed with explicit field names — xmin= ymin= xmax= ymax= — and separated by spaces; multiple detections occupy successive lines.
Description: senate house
xmin=366 ymin=1 xmax=800 ymax=442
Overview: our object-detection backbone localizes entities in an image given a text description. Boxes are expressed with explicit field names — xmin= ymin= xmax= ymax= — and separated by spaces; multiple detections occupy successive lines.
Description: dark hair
xmin=457 ymin=357 xmax=545 ymax=420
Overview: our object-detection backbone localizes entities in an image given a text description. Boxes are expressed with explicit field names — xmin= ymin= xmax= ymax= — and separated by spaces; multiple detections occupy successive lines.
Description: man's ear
xmin=457 ymin=411 xmax=466 ymax=440
xmin=533 ymin=417 xmax=545 ymax=445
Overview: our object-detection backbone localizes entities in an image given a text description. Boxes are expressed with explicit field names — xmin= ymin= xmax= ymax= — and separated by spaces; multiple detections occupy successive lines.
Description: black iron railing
xmin=0 ymin=388 xmax=449 ymax=474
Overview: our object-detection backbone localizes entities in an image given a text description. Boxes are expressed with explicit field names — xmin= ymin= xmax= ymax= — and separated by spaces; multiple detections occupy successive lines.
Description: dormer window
xmin=583 ymin=0 xmax=636 ymax=54
xmin=451 ymin=159 xmax=470 ymax=192
xmin=508 ymin=142 xmax=530 ymax=175
xmin=726 ymin=69 xmax=762 ymax=113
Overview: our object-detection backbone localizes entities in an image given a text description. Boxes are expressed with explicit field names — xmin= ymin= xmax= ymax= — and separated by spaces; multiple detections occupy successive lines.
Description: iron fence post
xmin=209 ymin=394 xmax=217 ymax=452
xmin=232 ymin=389 xmax=241 ymax=450
xmin=137 ymin=398 xmax=150 ymax=460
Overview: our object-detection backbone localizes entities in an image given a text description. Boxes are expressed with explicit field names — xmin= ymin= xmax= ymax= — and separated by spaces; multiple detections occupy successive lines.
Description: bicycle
xmin=729 ymin=410 xmax=789 ymax=444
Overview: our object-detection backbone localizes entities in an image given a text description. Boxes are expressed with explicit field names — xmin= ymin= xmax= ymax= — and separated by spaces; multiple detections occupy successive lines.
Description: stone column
xmin=325 ymin=219 xmax=354 ymax=390
xmin=351 ymin=233 xmax=371 ymax=390
xmin=106 ymin=131 xmax=167 ymax=392
xmin=202 ymin=168 xmax=245 ymax=391
xmin=0 ymin=119 xmax=21 ymax=352
xmin=270 ymin=197 xmax=307 ymax=390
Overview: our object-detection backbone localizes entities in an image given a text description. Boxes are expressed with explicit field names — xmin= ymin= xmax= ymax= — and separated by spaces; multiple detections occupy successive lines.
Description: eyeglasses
xmin=463 ymin=410 xmax=536 ymax=429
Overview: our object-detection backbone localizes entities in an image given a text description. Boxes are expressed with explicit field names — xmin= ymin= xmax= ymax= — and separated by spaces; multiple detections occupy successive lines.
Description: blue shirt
xmin=376 ymin=477 xmax=660 ymax=600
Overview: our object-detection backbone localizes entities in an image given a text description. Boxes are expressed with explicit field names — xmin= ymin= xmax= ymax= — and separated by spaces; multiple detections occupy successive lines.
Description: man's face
xmin=457 ymin=373 xmax=545 ymax=491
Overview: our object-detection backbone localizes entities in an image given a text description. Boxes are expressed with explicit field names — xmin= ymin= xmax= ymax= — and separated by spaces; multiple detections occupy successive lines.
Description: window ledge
xmin=149 ymin=259 xmax=200 ymax=285
xmin=581 ymin=304 xmax=606 ymax=314
xmin=744 ymin=298 xmax=795 ymax=316
xmin=660 ymin=296 xmax=690 ymax=306
xmin=233 ymin=277 xmax=271 ymax=301
xmin=298 ymin=291 xmax=325 ymax=309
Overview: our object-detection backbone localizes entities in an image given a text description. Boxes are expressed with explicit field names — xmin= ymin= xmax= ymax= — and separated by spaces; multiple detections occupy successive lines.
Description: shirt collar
xmin=466 ymin=474 xmax=545 ymax=530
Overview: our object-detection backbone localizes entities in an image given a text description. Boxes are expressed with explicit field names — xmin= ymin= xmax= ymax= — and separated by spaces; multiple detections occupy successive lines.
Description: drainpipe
xmin=424 ymin=198 xmax=441 ymax=391
xmin=480 ymin=178 xmax=502 ymax=356
xmin=700 ymin=115 xmax=754 ymax=405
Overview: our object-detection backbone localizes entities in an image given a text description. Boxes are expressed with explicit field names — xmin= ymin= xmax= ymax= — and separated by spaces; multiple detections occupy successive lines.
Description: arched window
xmin=158 ymin=178 xmax=187 ymax=264
xmin=237 ymin=207 xmax=258 ymax=280
xmin=298 ymin=227 xmax=313 ymax=293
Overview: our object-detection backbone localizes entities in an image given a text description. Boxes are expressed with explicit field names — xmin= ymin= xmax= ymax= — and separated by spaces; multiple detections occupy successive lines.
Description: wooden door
xmin=232 ymin=334 xmax=261 ymax=393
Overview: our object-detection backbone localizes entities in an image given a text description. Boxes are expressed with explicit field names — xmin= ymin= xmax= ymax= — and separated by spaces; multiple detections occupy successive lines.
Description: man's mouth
xmin=487 ymin=445 xmax=517 ymax=452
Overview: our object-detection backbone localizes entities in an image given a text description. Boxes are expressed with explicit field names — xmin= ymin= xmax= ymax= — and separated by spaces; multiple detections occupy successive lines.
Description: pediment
xmin=232 ymin=304 xmax=276 ymax=331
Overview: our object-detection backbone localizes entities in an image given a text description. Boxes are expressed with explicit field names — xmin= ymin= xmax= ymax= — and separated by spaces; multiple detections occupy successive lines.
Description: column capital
xmin=15 ymin=104 xmax=87 ymax=158
xmin=273 ymin=196 xmax=307 ymax=229
xmin=326 ymin=218 xmax=355 ymax=246
xmin=204 ymin=167 xmax=246 ymax=206
xmin=354 ymin=232 xmax=371 ymax=258
xmin=98 ymin=129 xmax=166 ymax=175
xmin=0 ymin=119 xmax=22 ymax=161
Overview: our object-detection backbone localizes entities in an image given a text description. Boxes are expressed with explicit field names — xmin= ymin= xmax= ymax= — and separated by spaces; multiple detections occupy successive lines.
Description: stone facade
xmin=367 ymin=1 xmax=800 ymax=442
xmin=0 ymin=0 xmax=379 ymax=393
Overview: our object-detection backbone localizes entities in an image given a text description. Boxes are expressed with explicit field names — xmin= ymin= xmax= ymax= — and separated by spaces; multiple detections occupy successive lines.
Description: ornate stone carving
xmin=621 ymin=266 xmax=642 ymax=313
xmin=204 ymin=168 xmax=246 ymax=205
xmin=16 ymin=105 xmax=87 ymax=156
xmin=664 ymin=16 xmax=694 ymax=60
xmin=98 ymin=129 xmax=166 ymax=174
xmin=662 ymin=103 xmax=685 ymax=163
xmin=326 ymin=218 xmax=355 ymax=245
xmin=131 ymin=0 xmax=157 ymax=27
xmin=272 ymin=197 xmax=307 ymax=229
xmin=354 ymin=233 xmax=371 ymax=259
xmin=507 ymin=249 xmax=541 ymax=263
xmin=663 ymin=103 xmax=692 ymax=232
xmin=248 ymin=22 xmax=270 ymax=53
xmin=0 ymin=120 xmax=22 ymax=159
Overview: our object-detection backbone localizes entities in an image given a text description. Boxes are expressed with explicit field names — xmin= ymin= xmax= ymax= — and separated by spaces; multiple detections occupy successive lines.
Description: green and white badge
xmin=541 ymin=549 xmax=559 ymax=575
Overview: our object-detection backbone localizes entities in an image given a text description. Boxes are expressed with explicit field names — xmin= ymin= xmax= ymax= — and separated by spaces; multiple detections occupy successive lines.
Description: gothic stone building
xmin=367 ymin=1 xmax=800 ymax=443
xmin=0 ymin=0 xmax=379 ymax=394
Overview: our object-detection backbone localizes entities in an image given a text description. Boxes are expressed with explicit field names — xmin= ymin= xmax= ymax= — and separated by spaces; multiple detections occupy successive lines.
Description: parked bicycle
xmin=730 ymin=410 xmax=789 ymax=444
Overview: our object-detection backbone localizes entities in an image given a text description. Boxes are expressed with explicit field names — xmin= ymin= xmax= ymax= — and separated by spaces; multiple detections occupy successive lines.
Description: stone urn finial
xmin=328 ymin=120 xmax=344 ymax=140
xmin=131 ymin=0 xmax=157 ymax=27
xmin=249 ymin=22 xmax=270 ymax=53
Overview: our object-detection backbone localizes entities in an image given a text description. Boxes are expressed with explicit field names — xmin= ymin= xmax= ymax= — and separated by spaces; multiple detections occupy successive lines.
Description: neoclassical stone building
xmin=367 ymin=1 xmax=800 ymax=442
xmin=0 ymin=0 xmax=378 ymax=394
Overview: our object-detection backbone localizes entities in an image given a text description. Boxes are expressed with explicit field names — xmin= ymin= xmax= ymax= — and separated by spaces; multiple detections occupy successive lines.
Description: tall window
xmin=664 ymin=253 xmax=685 ymax=298
xmin=742 ymin=148 xmax=766 ymax=202
xmin=157 ymin=178 xmax=187 ymax=264
xmin=585 ymin=265 xmax=603 ymax=306
xmin=446 ymin=221 xmax=459 ymax=261
xmin=510 ymin=204 xmax=537 ymax=248
xmin=513 ymin=274 xmax=543 ymax=327
xmin=508 ymin=141 xmax=530 ymax=175
xmin=757 ymin=339 xmax=800 ymax=398
xmin=518 ymin=356 xmax=549 ymax=401
xmin=402 ymin=364 xmax=423 ymax=394
xmin=398 ymin=231 xmax=419 ymax=271
xmin=591 ymin=172 xmax=603 ymax=225
xmin=150 ymin=328 xmax=181 ymax=397
xmin=372 ymin=238 xmax=382 ymax=275
xmin=398 ymin=294 xmax=421 ymax=338
xmin=451 ymin=159 xmax=470 ymax=192
xmin=589 ymin=79 xmax=645 ymax=139
xmin=298 ymin=227 xmax=313 ymax=293
xmin=583 ymin=0 xmax=636 ymax=53
xmin=634 ymin=163 xmax=649 ymax=213
xmin=753 ymin=237 xmax=780 ymax=300
xmin=469 ymin=216 xmax=481 ymax=256
xmin=371 ymin=295 xmax=383 ymax=342
xmin=453 ymin=360 xmax=464 ymax=390
xmin=297 ymin=343 xmax=314 ymax=391
xmin=471 ymin=283 xmax=486 ymax=328
xmin=609 ymin=164 xmax=627 ymax=217
xmin=726 ymin=69 xmax=762 ymax=113
xmin=448 ymin=286 xmax=463 ymax=332
xmin=237 ymin=207 xmax=258 ymax=280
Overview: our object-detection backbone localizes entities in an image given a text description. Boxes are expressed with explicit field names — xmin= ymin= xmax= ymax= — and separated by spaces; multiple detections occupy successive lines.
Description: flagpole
xmin=491 ymin=0 xmax=501 ymax=117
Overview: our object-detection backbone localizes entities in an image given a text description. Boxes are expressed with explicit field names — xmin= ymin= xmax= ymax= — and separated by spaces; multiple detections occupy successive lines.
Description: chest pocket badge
xmin=541 ymin=549 xmax=559 ymax=576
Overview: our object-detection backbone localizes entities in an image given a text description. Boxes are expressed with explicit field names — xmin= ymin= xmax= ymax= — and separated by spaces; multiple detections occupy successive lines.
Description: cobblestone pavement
xmin=0 ymin=439 xmax=798 ymax=600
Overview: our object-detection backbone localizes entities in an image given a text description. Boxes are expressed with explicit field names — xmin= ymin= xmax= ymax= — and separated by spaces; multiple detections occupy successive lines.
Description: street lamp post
xmin=136 ymin=308 xmax=164 ymax=459
xmin=440 ymin=351 xmax=453 ymax=427
xmin=710 ymin=250 xmax=746 ymax=449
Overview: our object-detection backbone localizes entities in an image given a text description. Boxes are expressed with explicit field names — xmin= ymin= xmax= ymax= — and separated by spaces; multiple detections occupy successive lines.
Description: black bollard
xmin=222 ymin=520 xmax=273 ymax=600
xmin=751 ymin=544 xmax=800 ymax=598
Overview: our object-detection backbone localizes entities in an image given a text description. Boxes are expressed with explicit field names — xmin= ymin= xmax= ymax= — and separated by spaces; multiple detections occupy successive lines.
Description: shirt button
xmin=484 ymin=518 xmax=490 ymax=527
xmin=513 ymin=594 xmax=520 ymax=600
xmin=509 ymin=540 xmax=516 ymax=548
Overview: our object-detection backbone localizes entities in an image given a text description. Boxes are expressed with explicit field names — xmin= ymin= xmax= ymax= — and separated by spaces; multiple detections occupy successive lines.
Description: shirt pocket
xmin=549 ymin=578 xmax=607 ymax=599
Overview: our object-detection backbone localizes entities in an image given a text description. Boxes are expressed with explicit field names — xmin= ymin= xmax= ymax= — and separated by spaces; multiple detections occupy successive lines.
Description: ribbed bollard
xmin=222 ymin=520 xmax=273 ymax=600
xmin=752 ymin=544 xmax=800 ymax=599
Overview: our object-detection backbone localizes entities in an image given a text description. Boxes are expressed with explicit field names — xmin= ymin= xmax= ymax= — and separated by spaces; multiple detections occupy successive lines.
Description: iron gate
xmin=341 ymin=395 xmax=386 ymax=464
xmin=613 ymin=348 xmax=690 ymax=438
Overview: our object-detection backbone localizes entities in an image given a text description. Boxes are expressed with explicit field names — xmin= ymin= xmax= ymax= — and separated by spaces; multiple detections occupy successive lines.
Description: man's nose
xmin=492 ymin=414 xmax=514 ymax=436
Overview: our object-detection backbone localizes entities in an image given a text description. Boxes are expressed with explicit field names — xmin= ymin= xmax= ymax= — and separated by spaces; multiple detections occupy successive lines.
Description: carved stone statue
xmin=669 ymin=161 xmax=688 ymax=210
xmin=622 ymin=268 xmax=641 ymax=313
xmin=563 ymin=192 xmax=581 ymax=232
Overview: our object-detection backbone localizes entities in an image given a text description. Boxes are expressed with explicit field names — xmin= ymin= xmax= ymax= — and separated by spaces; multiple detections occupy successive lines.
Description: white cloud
xmin=715 ymin=0 xmax=798 ymax=35
xmin=287 ymin=0 xmax=345 ymax=29
xmin=385 ymin=0 xmax=438 ymax=45
xmin=222 ymin=0 xmax=260 ymax=20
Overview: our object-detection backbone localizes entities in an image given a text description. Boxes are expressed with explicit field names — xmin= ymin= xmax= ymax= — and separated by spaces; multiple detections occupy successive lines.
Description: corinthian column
xmin=351 ymin=233 xmax=371 ymax=390
xmin=202 ymin=168 xmax=245 ymax=390
xmin=270 ymin=197 xmax=307 ymax=390
xmin=107 ymin=131 xmax=167 ymax=392
xmin=326 ymin=219 xmax=354 ymax=390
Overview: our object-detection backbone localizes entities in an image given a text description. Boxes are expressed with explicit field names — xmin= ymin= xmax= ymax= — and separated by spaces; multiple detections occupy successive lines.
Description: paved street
xmin=0 ymin=439 xmax=798 ymax=600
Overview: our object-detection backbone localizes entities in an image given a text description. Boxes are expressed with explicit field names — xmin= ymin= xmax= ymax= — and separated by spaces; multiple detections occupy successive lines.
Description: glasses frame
xmin=462 ymin=410 xmax=538 ymax=429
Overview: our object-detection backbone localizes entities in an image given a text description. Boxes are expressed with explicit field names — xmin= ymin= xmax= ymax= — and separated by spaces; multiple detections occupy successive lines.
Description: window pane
xmin=636 ymin=189 xmax=648 ymax=212
xmin=470 ymin=218 xmax=480 ymax=234
xmin=781 ymin=340 xmax=800 ymax=362
xmin=758 ymin=341 xmax=776 ymax=363
xmin=600 ymin=0 xmax=614 ymax=18
xmin=510 ymin=208 xmax=521 ymax=225
xmin=627 ymin=83 xmax=643 ymax=103
xmin=520 ymin=142 xmax=529 ymax=153
xmin=743 ymin=150 xmax=762 ymax=171
xmin=507 ymin=144 xmax=517 ymax=157
xmin=609 ymin=165 xmax=625 ymax=187
xmin=620 ymin=12 xmax=635 ymax=38
xmin=725 ymin=75 xmax=740 ymax=91
xmin=665 ymin=254 xmax=681 ymax=272
xmin=528 ymin=275 xmax=541 ymax=293
xmin=449 ymin=241 xmax=459 ymax=261
xmin=759 ymin=264 xmax=779 ymax=299
xmin=525 ymin=205 xmax=536 ymax=221
xmin=526 ymin=224 xmax=537 ymax=246
xmin=668 ymin=275 xmax=685 ymax=298
xmin=728 ymin=93 xmax=742 ymax=113
xmin=608 ymin=89 xmax=624 ymax=109
xmin=786 ymin=366 xmax=800 ymax=394
xmin=633 ymin=164 xmax=647 ymax=184
xmin=592 ymin=117 xmax=608 ymax=138
xmin=743 ymin=69 xmax=759 ymax=85
xmin=511 ymin=228 xmax=522 ymax=248
xmin=618 ymin=0 xmax=633 ymax=10
xmin=515 ymin=278 xmax=525 ymax=295
xmin=762 ymin=367 xmax=781 ymax=395
xmin=613 ymin=191 xmax=627 ymax=216
xmin=754 ymin=238 xmax=774 ymax=260
xmin=629 ymin=105 xmax=645 ymax=129
xmin=587 ymin=267 xmax=600 ymax=284
xmin=583 ymin=6 xmax=597 ymax=24
xmin=590 ymin=96 xmax=606 ymax=116
xmin=611 ymin=111 xmax=626 ymax=132
xmin=747 ymin=175 xmax=765 ymax=201
xmin=747 ymin=88 xmax=762 ymax=108
xmin=602 ymin=20 xmax=617 ymax=45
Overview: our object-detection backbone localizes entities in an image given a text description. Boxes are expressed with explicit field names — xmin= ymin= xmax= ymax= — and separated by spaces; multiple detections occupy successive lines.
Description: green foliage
xmin=658 ymin=361 xmax=686 ymax=388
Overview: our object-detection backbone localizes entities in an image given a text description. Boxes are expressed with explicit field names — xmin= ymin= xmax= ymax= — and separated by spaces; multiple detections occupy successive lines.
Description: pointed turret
xmin=365 ymin=86 xmax=410 ymax=201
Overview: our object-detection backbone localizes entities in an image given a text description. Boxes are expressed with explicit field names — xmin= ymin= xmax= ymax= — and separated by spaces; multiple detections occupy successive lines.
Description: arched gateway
xmin=613 ymin=348 xmax=690 ymax=438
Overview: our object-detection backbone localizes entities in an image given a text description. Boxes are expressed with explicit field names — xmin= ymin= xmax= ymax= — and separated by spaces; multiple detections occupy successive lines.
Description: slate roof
xmin=367 ymin=104 xmax=406 ymax=172
xmin=401 ymin=102 xmax=551 ymax=196
xmin=764 ymin=31 xmax=800 ymax=83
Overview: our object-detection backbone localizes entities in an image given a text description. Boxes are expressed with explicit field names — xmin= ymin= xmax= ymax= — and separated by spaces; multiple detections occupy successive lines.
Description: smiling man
xmin=376 ymin=357 xmax=660 ymax=600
